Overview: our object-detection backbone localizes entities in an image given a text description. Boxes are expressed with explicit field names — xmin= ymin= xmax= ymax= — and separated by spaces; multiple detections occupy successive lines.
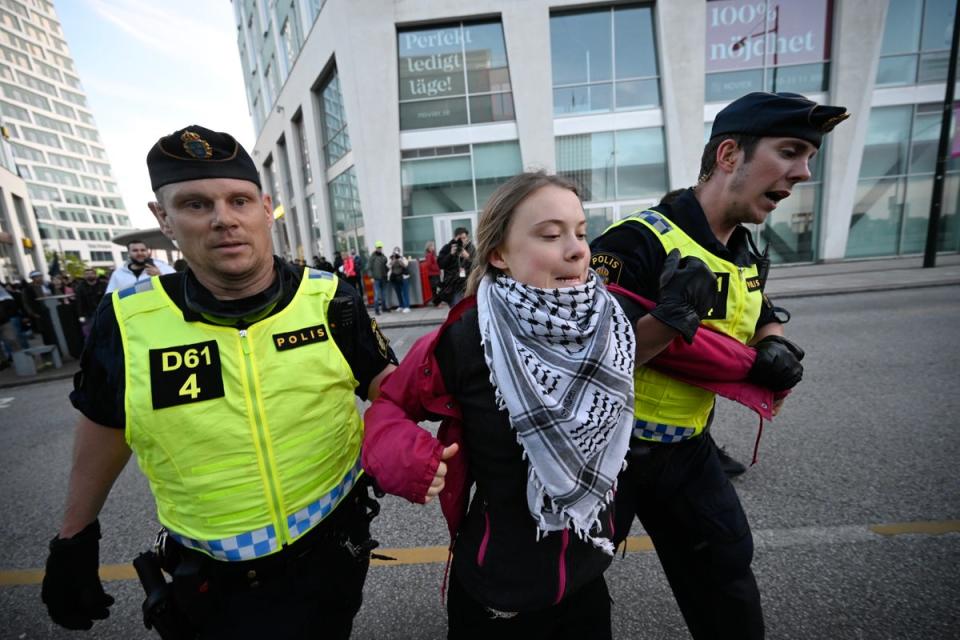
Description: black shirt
xmin=71 ymin=260 xmax=397 ymax=429
xmin=590 ymin=188 xmax=779 ymax=331
xmin=436 ymin=307 xmax=613 ymax=611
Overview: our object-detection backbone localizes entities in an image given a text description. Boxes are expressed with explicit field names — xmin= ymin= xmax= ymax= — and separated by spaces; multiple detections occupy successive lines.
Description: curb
xmin=770 ymin=278 xmax=960 ymax=300
xmin=0 ymin=370 xmax=77 ymax=390
xmin=6 ymin=279 xmax=956 ymax=387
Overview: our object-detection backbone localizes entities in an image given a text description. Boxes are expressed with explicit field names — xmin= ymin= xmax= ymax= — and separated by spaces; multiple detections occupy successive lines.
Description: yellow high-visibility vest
xmin=114 ymin=269 xmax=363 ymax=560
xmin=605 ymin=211 xmax=763 ymax=438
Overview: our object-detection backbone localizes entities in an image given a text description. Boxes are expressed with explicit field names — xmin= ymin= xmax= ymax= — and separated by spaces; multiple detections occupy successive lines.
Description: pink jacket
xmin=362 ymin=290 xmax=779 ymax=542
xmin=362 ymin=298 xmax=475 ymax=539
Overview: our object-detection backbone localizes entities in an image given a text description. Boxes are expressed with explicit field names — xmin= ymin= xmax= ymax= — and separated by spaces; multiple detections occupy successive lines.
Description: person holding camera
xmin=105 ymin=239 xmax=175 ymax=293
xmin=437 ymin=228 xmax=474 ymax=306
xmin=388 ymin=246 xmax=411 ymax=313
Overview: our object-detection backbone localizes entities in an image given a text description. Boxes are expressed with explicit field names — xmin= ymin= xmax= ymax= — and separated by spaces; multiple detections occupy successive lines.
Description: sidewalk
xmin=3 ymin=254 xmax=958 ymax=389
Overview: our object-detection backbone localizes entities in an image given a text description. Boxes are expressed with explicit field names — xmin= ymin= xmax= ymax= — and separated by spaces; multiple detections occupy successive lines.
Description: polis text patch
xmin=273 ymin=324 xmax=329 ymax=351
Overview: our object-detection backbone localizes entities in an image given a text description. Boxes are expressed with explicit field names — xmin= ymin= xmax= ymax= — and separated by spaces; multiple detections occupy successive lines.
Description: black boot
xmin=710 ymin=434 xmax=747 ymax=477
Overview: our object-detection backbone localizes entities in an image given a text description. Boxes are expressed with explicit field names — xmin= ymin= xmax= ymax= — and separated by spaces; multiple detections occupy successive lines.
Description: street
xmin=1 ymin=286 xmax=958 ymax=639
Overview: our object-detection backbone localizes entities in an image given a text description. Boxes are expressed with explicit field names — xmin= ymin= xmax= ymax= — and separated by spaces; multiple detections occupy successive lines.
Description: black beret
xmin=146 ymin=125 xmax=261 ymax=191
xmin=711 ymin=92 xmax=849 ymax=149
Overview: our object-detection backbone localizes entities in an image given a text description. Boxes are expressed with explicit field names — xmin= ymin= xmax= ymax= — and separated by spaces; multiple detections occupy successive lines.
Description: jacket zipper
xmin=554 ymin=529 xmax=570 ymax=605
xmin=239 ymin=328 xmax=288 ymax=546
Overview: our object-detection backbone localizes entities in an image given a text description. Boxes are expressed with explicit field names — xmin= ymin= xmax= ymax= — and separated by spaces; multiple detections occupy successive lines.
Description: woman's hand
xmin=424 ymin=444 xmax=459 ymax=503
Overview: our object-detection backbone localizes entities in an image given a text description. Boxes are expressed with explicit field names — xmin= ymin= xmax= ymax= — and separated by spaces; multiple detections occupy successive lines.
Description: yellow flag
xmin=273 ymin=204 xmax=286 ymax=219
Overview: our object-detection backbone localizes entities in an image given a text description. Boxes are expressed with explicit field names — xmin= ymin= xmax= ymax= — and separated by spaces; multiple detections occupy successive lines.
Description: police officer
xmin=591 ymin=92 xmax=848 ymax=639
xmin=41 ymin=125 xmax=397 ymax=639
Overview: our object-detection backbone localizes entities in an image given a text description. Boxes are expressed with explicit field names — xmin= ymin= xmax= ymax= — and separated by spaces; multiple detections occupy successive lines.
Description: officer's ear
xmin=715 ymin=139 xmax=742 ymax=175
xmin=149 ymin=201 xmax=175 ymax=240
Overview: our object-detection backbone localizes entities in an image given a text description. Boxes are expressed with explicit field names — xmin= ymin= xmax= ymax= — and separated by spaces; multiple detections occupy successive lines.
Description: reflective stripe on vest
xmin=114 ymin=269 xmax=364 ymax=559
xmin=169 ymin=458 xmax=362 ymax=561
xmin=605 ymin=211 xmax=763 ymax=438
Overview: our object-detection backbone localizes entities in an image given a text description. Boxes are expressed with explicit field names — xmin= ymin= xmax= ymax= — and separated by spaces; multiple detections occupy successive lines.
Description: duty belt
xmin=168 ymin=459 xmax=362 ymax=561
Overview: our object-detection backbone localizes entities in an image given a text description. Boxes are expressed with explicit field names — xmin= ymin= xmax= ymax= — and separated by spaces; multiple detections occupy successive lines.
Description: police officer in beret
xmin=41 ymin=125 xmax=397 ymax=638
xmin=591 ymin=92 xmax=848 ymax=639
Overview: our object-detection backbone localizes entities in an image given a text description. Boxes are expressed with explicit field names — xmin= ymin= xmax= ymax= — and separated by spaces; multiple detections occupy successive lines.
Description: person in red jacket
xmin=423 ymin=241 xmax=441 ymax=304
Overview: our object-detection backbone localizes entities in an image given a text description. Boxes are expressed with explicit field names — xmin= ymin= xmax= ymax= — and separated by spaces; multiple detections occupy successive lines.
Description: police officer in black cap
xmin=41 ymin=125 xmax=397 ymax=638
xmin=590 ymin=92 xmax=848 ymax=639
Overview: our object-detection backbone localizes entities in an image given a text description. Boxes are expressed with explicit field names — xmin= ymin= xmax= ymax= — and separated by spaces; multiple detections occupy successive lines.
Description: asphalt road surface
xmin=1 ymin=286 xmax=958 ymax=639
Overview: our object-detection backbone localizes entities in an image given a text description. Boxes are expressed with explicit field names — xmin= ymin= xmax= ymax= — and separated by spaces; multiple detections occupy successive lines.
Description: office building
xmin=0 ymin=0 xmax=133 ymax=271
xmin=233 ymin=0 xmax=959 ymax=265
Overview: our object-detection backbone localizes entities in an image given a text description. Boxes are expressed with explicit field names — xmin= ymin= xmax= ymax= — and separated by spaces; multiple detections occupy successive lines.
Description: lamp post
xmin=922 ymin=10 xmax=960 ymax=268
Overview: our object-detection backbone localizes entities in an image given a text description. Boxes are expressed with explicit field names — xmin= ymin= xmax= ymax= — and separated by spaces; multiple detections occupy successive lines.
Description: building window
xmin=876 ymin=0 xmax=957 ymax=86
xmin=328 ymin=166 xmax=365 ymax=254
xmin=551 ymin=5 xmax=660 ymax=116
xmin=279 ymin=3 xmax=302 ymax=69
xmin=398 ymin=21 xmax=514 ymax=130
xmin=0 ymin=100 xmax=30 ymax=122
xmin=89 ymin=250 xmax=113 ymax=262
xmin=294 ymin=114 xmax=312 ymax=185
xmin=318 ymin=69 xmax=351 ymax=166
xmin=704 ymin=0 xmax=833 ymax=102
xmin=556 ymin=128 xmax=668 ymax=203
xmin=848 ymin=104 xmax=960 ymax=258
xmin=306 ymin=193 xmax=322 ymax=252
xmin=400 ymin=141 xmax=521 ymax=254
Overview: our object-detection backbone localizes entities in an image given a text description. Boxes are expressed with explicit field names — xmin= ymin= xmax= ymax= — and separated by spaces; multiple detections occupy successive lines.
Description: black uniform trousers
xmin=614 ymin=432 xmax=764 ymax=640
xmin=161 ymin=484 xmax=375 ymax=640
xmin=446 ymin=569 xmax=612 ymax=640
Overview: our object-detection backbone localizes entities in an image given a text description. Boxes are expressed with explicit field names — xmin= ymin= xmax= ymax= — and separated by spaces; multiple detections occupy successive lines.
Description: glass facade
xmin=551 ymin=5 xmax=660 ymax=116
xmin=318 ymin=70 xmax=351 ymax=166
xmin=328 ymin=166 xmax=365 ymax=254
xmin=0 ymin=0 xmax=129 ymax=264
xmin=849 ymin=104 xmax=960 ymax=257
xmin=556 ymin=128 xmax=668 ymax=204
xmin=876 ymin=0 xmax=957 ymax=86
xmin=398 ymin=21 xmax=514 ymax=130
xmin=400 ymin=141 xmax=521 ymax=253
xmin=704 ymin=0 xmax=833 ymax=102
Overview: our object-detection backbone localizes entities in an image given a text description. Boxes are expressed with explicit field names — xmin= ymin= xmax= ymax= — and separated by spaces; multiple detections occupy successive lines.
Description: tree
xmin=45 ymin=250 xmax=88 ymax=279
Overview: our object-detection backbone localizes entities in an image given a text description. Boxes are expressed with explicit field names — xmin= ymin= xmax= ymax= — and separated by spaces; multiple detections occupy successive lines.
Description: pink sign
xmin=952 ymin=104 xmax=960 ymax=159
xmin=706 ymin=0 xmax=832 ymax=73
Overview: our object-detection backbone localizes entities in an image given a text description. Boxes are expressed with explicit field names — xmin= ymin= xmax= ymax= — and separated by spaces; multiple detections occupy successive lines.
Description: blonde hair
xmin=465 ymin=171 xmax=580 ymax=296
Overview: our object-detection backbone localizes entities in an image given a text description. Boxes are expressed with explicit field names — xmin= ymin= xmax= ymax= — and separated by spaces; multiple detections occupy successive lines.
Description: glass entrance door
xmin=433 ymin=212 xmax=478 ymax=248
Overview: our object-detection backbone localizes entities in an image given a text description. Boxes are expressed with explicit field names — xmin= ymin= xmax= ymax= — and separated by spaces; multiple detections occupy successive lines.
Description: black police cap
xmin=146 ymin=125 xmax=261 ymax=191
xmin=710 ymin=92 xmax=849 ymax=149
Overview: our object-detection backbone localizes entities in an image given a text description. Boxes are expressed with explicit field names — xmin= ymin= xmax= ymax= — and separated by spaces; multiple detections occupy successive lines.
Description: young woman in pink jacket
xmin=363 ymin=172 xmax=637 ymax=639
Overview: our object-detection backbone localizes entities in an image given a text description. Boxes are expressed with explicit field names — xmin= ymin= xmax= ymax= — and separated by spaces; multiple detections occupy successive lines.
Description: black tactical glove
xmin=42 ymin=519 xmax=115 ymax=630
xmin=650 ymin=249 xmax=718 ymax=344
xmin=748 ymin=335 xmax=805 ymax=391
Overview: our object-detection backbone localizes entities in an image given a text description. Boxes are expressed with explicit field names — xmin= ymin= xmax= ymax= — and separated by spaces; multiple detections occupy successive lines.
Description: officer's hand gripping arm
xmin=748 ymin=334 xmax=805 ymax=392
xmin=648 ymin=249 xmax=718 ymax=344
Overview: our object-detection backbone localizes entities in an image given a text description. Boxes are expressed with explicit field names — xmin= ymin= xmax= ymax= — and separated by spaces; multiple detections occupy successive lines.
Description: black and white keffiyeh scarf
xmin=477 ymin=271 xmax=636 ymax=553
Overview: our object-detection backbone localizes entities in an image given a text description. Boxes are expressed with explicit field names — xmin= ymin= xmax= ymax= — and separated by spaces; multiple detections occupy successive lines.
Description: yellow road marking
xmin=3 ymin=520 xmax=958 ymax=588
xmin=870 ymin=520 xmax=960 ymax=536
